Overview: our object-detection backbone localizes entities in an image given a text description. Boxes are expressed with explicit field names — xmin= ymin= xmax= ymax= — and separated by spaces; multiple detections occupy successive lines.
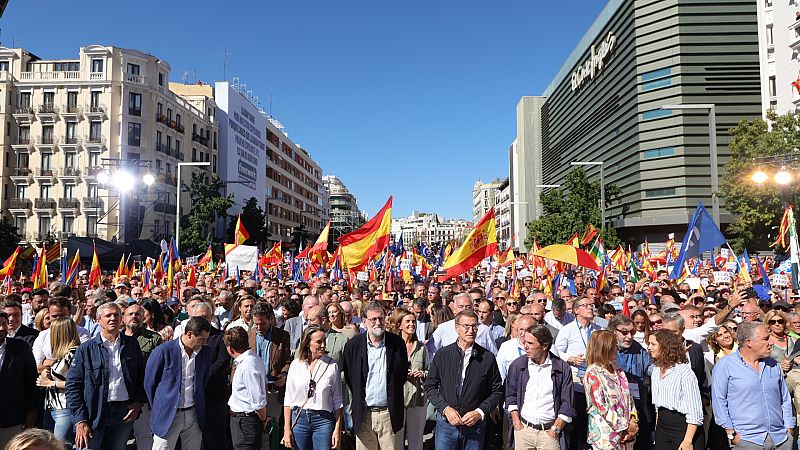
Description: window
xmin=42 ymin=126 xmax=54 ymax=144
xmin=17 ymin=152 xmax=28 ymax=168
xmin=156 ymin=131 xmax=162 ymax=147
xmin=167 ymin=108 xmax=172 ymax=121
xmin=175 ymin=140 xmax=181 ymax=155
xmin=193 ymin=124 xmax=197 ymax=135
xmin=128 ymin=122 xmax=141 ymax=146
xmin=643 ymin=147 xmax=676 ymax=159
xmin=157 ymin=102 xmax=163 ymax=116
xmin=645 ymin=188 xmax=676 ymax=198
xmin=18 ymin=126 xmax=30 ymax=143
xmin=176 ymin=114 xmax=181 ymax=126
xmin=87 ymin=183 xmax=98 ymax=198
xmin=158 ymin=73 xmax=164 ymax=86
xmin=40 ymin=184 xmax=52 ymax=199
xmin=641 ymin=68 xmax=672 ymax=92
xmin=14 ymin=217 xmax=26 ymax=235
xmin=156 ymin=159 xmax=162 ymax=171
xmin=87 ymin=215 xmax=97 ymax=236
xmin=64 ymin=184 xmax=75 ymax=198
xmin=767 ymin=25 xmax=774 ymax=46
xmin=53 ymin=62 xmax=79 ymax=72
xmin=90 ymin=91 xmax=101 ymax=108
xmin=167 ymin=135 xmax=172 ymax=152
xmin=642 ymin=109 xmax=672 ymax=120
xmin=129 ymin=92 xmax=142 ymax=116
xmin=213 ymin=155 xmax=217 ymax=173
xmin=765 ymin=0 xmax=773 ymax=7
xmin=91 ymin=59 xmax=103 ymax=73
xmin=0 ymin=61 xmax=8 ymax=72
xmin=41 ymin=153 xmax=52 ymax=170
xmin=166 ymin=163 xmax=172 ymax=175
xmin=89 ymin=151 xmax=100 ymax=167
xmin=43 ymin=92 xmax=55 ymax=106
xmin=89 ymin=121 xmax=102 ymax=142
xmin=63 ymin=216 xmax=74 ymax=233
xmin=769 ymin=76 xmax=777 ymax=97
xmin=66 ymin=92 xmax=78 ymax=110
xmin=39 ymin=217 xmax=51 ymax=237
xmin=65 ymin=152 xmax=76 ymax=168
xmin=19 ymin=92 xmax=31 ymax=108
xmin=15 ymin=184 xmax=27 ymax=199
xmin=127 ymin=63 xmax=140 ymax=75
xmin=66 ymin=122 xmax=77 ymax=140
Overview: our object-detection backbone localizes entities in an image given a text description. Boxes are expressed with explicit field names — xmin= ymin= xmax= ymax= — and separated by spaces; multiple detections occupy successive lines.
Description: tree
xmin=525 ymin=167 xmax=621 ymax=249
xmin=718 ymin=110 xmax=800 ymax=252
xmin=179 ymin=172 xmax=235 ymax=255
xmin=0 ymin=218 xmax=21 ymax=260
xmin=226 ymin=197 xmax=270 ymax=247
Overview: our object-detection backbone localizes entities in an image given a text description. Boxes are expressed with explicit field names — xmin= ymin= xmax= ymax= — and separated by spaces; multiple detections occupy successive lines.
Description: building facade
xmin=494 ymin=177 xmax=511 ymax=249
xmin=472 ymin=178 xmax=502 ymax=223
xmin=391 ymin=211 xmax=472 ymax=247
xmin=0 ymin=45 xmax=218 ymax=244
xmin=322 ymin=175 xmax=364 ymax=243
xmin=524 ymin=0 xmax=761 ymax=243
xmin=755 ymin=0 xmax=800 ymax=116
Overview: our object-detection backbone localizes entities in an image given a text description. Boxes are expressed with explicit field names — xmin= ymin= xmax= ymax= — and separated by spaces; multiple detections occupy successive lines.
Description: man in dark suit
xmin=2 ymin=299 xmax=39 ymax=347
xmin=283 ymin=295 xmax=319 ymax=353
xmin=195 ymin=303 xmax=233 ymax=450
xmin=65 ymin=302 xmax=146 ymax=450
xmin=413 ymin=298 xmax=433 ymax=343
xmin=145 ymin=316 xmax=212 ymax=450
xmin=343 ymin=301 xmax=409 ymax=450
xmin=0 ymin=311 xmax=37 ymax=447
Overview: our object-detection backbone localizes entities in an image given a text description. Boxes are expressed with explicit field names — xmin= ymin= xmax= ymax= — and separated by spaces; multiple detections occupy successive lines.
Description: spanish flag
xmin=264 ymin=242 xmax=283 ymax=265
xmin=65 ymin=249 xmax=80 ymax=288
xmin=580 ymin=224 xmax=599 ymax=247
xmin=198 ymin=244 xmax=213 ymax=267
xmin=310 ymin=220 xmax=331 ymax=265
xmin=438 ymin=209 xmax=497 ymax=281
xmin=32 ymin=245 xmax=47 ymax=290
xmin=565 ymin=232 xmax=580 ymax=248
xmin=234 ymin=213 xmax=250 ymax=245
xmin=89 ymin=242 xmax=101 ymax=288
xmin=0 ymin=247 xmax=21 ymax=279
xmin=339 ymin=196 xmax=392 ymax=270
xmin=498 ymin=247 xmax=515 ymax=266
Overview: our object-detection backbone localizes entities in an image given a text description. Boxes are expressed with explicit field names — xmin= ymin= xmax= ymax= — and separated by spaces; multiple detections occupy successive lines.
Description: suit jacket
xmin=65 ymin=334 xmax=146 ymax=431
xmin=206 ymin=327 xmax=232 ymax=404
xmin=505 ymin=352 xmax=575 ymax=450
xmin=12 ymin=324 xmax=39 ymax=348
xmin=144 ymin=338 xmax=211 ymax=437
xmin=343 ymin=331 xmax=409 ymax=434
xmin=0 ymin=338 xmax=37 ymax=427
xmin=686 ymin=339 xmax=710 ymax=402
xmin=247 ymin=326 xmax=292 ymax=379
xmin=283 ymin=315 xmax=305 ymax=353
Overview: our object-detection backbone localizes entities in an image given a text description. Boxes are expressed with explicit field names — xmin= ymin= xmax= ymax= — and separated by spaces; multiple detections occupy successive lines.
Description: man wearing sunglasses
xmin=609 ymin=315 xmax=652 ymax=450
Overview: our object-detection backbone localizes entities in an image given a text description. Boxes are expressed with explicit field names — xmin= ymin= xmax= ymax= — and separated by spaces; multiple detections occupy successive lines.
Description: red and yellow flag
xmin=198 ymin=244 xmax=213 ymax=267
xmin=0 ymin=247 xmax=21 ymax=279
xmin=565 ymin=232 xmax=580 ymax=248
xmin=438 ymin=209 xmax=497 ymax=281
xmin=115 ymin=254 xmax=127 ymax=281
xmin=339 ymin=196 xmax=393 ymax=270
xmin=580 ymin=224 xmax=599 ymax=247
xmin=498 ymin=247 xmax=515 ymax=266
xmin=310 ymin=220 xmax=331 ymax=265
xmin=264 ymin=242 xmax=283 ymax=266
xmin=89 ymin=242 xmax=101 ymax=288
xmin=234 ymin=214 xmax=250 ymax=245
xmin=32 ymin=245 xmax=47 ymax=290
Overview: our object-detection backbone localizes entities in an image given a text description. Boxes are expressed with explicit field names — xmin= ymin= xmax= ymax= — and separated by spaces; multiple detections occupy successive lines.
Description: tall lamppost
xmin=175 ymin=162 xmax=210 ymax=250
xmin=570 ymin=161 xmax=605 ymax=227
xmin=661 ymin=103 xmax=719 ymax=226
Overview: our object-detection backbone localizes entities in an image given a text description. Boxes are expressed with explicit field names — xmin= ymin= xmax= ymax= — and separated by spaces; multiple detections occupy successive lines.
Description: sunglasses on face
xmin=769 ymin=319 xmax=785 ymax=325
xmin=650 ymin=319 xmax=662 ymax=324
xmin=506 ymin=301 xmax=519 ymax=306
xmin=615 ymin=329 xmax=635 ymax=336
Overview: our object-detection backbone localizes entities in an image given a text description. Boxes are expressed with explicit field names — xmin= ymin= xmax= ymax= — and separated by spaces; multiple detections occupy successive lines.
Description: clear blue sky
xmin=2 ymin=0 xmax=606 ymax=220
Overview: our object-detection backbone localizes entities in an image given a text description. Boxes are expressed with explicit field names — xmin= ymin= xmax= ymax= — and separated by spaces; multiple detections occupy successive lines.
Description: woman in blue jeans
xmin=282 ymin=325 xmax=343 ymax=450
xmin=36 ymin=317 xmax=80 ymax=444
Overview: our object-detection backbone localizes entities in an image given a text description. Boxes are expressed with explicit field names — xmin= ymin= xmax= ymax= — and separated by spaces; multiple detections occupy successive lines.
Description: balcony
xmin=154 ymin=200 xmax=176 ymax=213
xmin=84 ymin=104 xmax=107 ymax=119
xmin=60 ymin=136 xmax=82 ymax=151
xmin=32 ymin=232 xmax=51 ymax=241
xmin=33 ymin=198 xmax=56 ymax=212
xmin=58 ymin=231 xmax=77 ymax=240
xmin=60 ymin=167 xmax=81 ymax=179
xmin=192 ymin=133 xmax=209 ymax=147
xmin=157 ymin=173 xmax=177 ymax=186
xmin=19 ymin=71 xmax=80 ymax=81
xmin=84 ymin=135 xmax=107 ymax=151
xmin=175 ymin=123 xmax=185 ymax=133
xmin=125 ymin=73 xmax=145 ymax=85
xmin=37 ymin=104 xmax=59 ymax=116
xmin=58 ymin=198 xmax=80 ymax=211
xmin=83 ymin=197 xmax=104 ymax=209
xmin=9 ymin=167 xmax=33 ymax=183
xmin=11 ymin=137 xmax=35 ymax=152
xmin=0 ymin=71 xmax=14 ymax=83
xmin=34 ymin=168 xmax=57 ymax=181
xmin=12 ymin=105 xmax=34 ymax=123
xmin=84 ymin=166 xmax=104 ymax=178
xmin=8 ymin=198 xmax=32 ymax=213
xmin=791 ymin=20 xmax=800 ymax=50
xmin=156 ymin=114 xmax=169 ymax=126
xmin=128 ymin=108 xmax=142 ymax=117
xmin=156 ymin=143 xmax=173 ymax=156
xmin=61 ymin=104 xmax=83 ymax=118
xmin=35 ymin=136 xmax=58 ymax=152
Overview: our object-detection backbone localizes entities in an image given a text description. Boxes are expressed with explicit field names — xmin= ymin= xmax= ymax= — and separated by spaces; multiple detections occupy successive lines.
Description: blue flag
xmin=757 ymin=256 xmax=772 ymax=290
xmin=669 ymin=202 xmax=727 ymax=279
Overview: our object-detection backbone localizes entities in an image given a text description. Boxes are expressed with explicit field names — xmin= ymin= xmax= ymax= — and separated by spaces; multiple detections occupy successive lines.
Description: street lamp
xmin=570 ymin=161 xmax=605 ymax=228
xmin=175 ymin=162 xmax=211 ymax=250
xmin=661 ymin=103 xmax=719 ymax=226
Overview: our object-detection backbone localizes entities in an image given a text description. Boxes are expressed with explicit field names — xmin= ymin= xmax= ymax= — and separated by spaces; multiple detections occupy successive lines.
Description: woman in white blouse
xmin=647 ymin=329 xmax=704 ymax=450
xmin=281 ymin=325 xmax=343 ymax=450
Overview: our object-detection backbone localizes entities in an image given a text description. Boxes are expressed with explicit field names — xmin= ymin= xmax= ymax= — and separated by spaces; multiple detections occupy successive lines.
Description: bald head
xmin=529 ymin=303 xmax=545 ymax=324
xmin=302 ymin=295 xmax=320 ymax=318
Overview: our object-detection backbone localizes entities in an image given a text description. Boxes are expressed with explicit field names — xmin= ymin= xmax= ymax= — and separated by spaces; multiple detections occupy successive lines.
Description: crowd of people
xmin=0 ymin=259 xmax=797 ymax=450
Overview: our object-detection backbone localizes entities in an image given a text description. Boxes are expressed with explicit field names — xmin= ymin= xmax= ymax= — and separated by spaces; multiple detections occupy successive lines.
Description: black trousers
xmin=569 ymin=391 xmax=589 ymax=450
xmin=204 ymin=399 xmax=233 ymax=450
xmin=230 ymin=415 xmax=263 ymax=450
xmin=654 ymin=408 xmax=703 ymax=450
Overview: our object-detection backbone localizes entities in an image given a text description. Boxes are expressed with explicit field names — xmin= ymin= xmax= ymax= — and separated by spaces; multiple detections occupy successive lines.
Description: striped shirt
xmin=651 ymin=362 xmax=704 ymax=425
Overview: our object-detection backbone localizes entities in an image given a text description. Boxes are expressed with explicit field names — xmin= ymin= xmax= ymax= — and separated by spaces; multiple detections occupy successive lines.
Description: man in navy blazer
xmin=145 ymin=316 xmax=212 ymax=450
xmin=0 ymin=311 xmax=37 ymax=448
xmin=65 ymin=302 xmax=146 ymax=450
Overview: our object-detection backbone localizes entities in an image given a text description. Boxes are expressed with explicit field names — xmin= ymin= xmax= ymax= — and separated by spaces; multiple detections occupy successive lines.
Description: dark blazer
xmin=65 ymin=334 xmax=146 ymax=431
xmin=12 ymin=324 xmax=39 ymax=347
xmin=206 ymin=327 xmax=232 ymax=404
xmin=247 ymin=326 xmax=292 ymax=380
xmin=144 ymin=338 xmax=211 ymax=437
xmin=0 ymin=338 xmax=37 ymax=427
xmin=505 ymin=352 xmax=576 ymax=450
xmin=343 ymin=331 xmax=409 ymax=434
xmin=686 ymin=339 xmax=710 ymax=401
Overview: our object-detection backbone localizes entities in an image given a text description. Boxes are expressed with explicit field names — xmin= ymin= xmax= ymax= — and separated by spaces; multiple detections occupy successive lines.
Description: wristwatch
xmin=726 ymin=431 xmax=736 ymax=443
xmin=551 ymin=425 xmax=561 ymax=435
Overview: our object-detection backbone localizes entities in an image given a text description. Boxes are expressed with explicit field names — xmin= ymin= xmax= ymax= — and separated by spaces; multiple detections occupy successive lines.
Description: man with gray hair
xmin=284 ymin=295 xmax=319 ymax=352
xmin=661 ymin=312 xmax=710 ymax=405
xmin=713 ymin=321 xmax=795 ymax=449
xmin=214 ymin=290 xmax=236 ymax=329
xmin=427 ymin=293 xmax=498 ymax=359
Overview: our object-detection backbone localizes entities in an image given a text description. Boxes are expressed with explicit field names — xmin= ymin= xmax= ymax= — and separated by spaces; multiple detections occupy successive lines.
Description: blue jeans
xmin=50 ymin=408 xmax=73 ymax=444
xmin=79 ymin=402 xmax=134 ymax=450
xmin=435 ymin=412 xmax=485 ymax=450
xmin=291 ymin=408 xmax=335 ymax=450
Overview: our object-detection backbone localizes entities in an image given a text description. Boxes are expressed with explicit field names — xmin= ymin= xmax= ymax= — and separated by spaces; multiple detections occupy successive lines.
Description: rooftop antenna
xmin=218 ymin=47 xmax=230 ymax=81
xmin=181 ymin=71 xmax=189 ymax=84
xmin=269 ymin=91 xmax=273 ymax=116
xmin=232 ymin=77 xmax=239 ymax=91
xmin=192 ymin=68 xmax=198 ymax=83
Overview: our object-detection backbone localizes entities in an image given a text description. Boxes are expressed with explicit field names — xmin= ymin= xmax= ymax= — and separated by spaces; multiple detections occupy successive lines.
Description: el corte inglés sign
xmin=570 ymin=31 xmax=617 ymax=92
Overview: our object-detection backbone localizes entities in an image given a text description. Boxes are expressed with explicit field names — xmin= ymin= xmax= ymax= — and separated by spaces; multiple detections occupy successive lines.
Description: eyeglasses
xmin=650 ymin=319 xmax=662 ymax=324
xmin=769 ymin=319 xmax=785 ymax=325
xmin=576 ymin=303 xmax=593 ymax=309
xmin=495 ymin=297 xmax=507 ymax=300
xmin=458 ymin=323 xmax=479 ymax=330
xmin=506 ymin=301 xmax=519 ymax=306
xmin=615 ymin=329 xmax=635 ymax=336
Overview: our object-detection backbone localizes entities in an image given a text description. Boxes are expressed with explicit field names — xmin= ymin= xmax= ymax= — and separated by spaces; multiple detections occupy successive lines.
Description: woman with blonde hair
xmin=765 ymin=309 xmax=795 ymax=363
xmin=584 ymin=330 xmax=638 ymax=449
xmin=326 ymin=302 xmax=346 ymax=334
xmin=707 ymin=324 xmax=738 ymax=363
xmin=3 ymin=429 xmax=62 ymax=450
xmin=34 ymin=308 xmax=50 ymax=331
xmin=36 ymin=317 xmax=80 ymax=443
xmin=388 ymin=308 xmax=428 ymax=450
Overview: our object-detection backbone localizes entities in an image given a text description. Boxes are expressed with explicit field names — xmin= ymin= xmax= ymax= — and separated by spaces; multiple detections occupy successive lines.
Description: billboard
xmin=215 ymin=82 xmax=267 ymax=213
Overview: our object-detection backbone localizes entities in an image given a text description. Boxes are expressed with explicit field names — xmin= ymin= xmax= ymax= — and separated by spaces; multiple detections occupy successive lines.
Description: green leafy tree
xmin=226 ymin=197 xmax=270 ymax=247
xmin=718 ymin=110 xmax=800 ymax=252
xmin=179 ymin=173 xmax=235 ymax=255
xmin=0 ymin=218 xmax=22 ymax=260
xmin=525 ymin=167 xmax=621 ymax=249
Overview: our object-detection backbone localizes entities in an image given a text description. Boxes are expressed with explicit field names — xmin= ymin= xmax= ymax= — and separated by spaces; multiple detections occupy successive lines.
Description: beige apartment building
xmin=0 ymin=45 xmax=218 ymax=244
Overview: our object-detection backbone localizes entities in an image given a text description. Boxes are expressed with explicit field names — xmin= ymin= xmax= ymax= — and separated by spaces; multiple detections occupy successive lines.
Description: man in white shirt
xmin=214 ymin=290 xmax=236 ymax=330
xmin=427 ymin=293 xmax=498 ymax=360
xmin=224 ymin=326 xmax=268 ymax=450
xmin=496 ymin=314 xmax=534 ymax=382
xmin=227 ymin=295 xmax=255 ymax=332
xmin=544 ymin=298 xmax=575 ymax=331
xmin=33 ymin=297 xmax=90 ymax=371
xmin=478 ymin=300 xmax=505 ymax=343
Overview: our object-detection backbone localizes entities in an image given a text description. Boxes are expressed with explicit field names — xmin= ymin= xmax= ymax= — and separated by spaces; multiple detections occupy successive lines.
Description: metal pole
xmin=599 ymin=164 xmax=605 ymax=229
xmin=175 ymin=164 xmax=181 ymax=250
xmin=708 ymin=105 xmax=720 ymax=227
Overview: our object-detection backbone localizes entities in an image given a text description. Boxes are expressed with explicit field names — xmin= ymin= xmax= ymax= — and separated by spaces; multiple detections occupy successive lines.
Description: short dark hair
xmin=223 ymin=326 xmax=250 ymax=353
xmin=32 ymin=289 xmax=49 ymax=297
xmin=48 ymin=296 xmax=71 ymax=310
xmin=51 ymin=285 xmax=73 ymax=298
xmin=525 ymin=324 xmax=554 ymax=350
xmin=1 ymin=300 xmax=22 ymax=313
xmin=4 ymin=293 xmax=21 ymax=304
xmin=608 ymin=314 xmax=633 ymax=331
xmin=252 ymin=302 xmax=274 ymax=319
xmin=552 ymin=298 xmax=566 ymax=313
xmin=412 ymin=298 xmax=427 ymax=310
xmin=0 ymin=311 xmax=8 ymax=322
xmin=184 ymin=316 xmax=212 ymax=335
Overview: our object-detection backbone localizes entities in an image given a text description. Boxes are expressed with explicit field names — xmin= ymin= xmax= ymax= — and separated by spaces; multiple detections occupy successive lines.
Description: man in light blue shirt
xmin=712 ymin=321 xmax=796 ymax=450
xmin=365 ymin=332 xmax=388 ymax=407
